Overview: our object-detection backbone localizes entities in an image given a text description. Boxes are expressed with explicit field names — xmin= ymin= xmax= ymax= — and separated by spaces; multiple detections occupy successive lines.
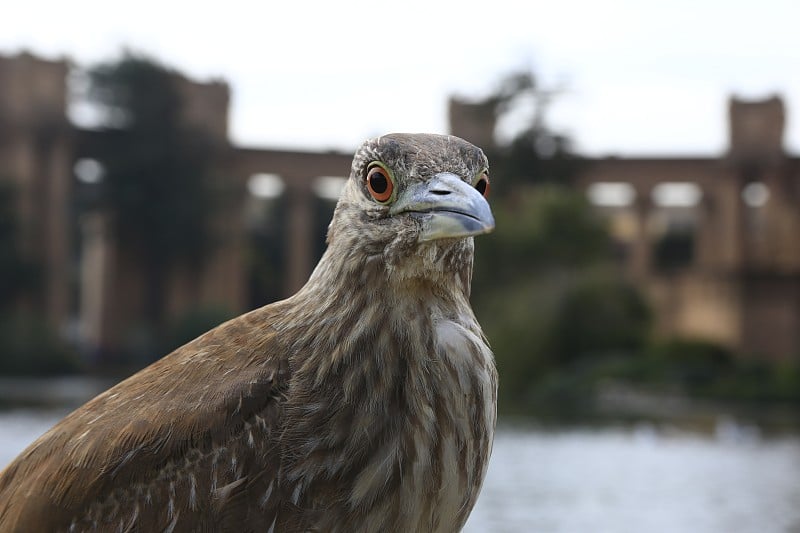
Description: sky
xmin=3 ymin=0 xmax=800 ymax=156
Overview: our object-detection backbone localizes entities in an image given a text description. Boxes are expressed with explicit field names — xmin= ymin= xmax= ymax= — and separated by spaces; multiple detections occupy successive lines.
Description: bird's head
xmin=321 ymin=133 xmax=494 ymax=291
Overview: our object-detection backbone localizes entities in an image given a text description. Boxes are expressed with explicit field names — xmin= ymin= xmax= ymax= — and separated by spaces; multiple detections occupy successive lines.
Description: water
xmin=2 ymin=412 xmax=799 ymax=532
xmin=465 ymin=426 xmax=800 ymax=533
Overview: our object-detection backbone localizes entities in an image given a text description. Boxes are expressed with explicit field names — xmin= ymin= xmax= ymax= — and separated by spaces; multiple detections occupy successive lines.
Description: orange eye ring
xmin=366 ymin=164 xmax=395 ymax=203
xmin=474 ymin=171 xmax=490 ymax=198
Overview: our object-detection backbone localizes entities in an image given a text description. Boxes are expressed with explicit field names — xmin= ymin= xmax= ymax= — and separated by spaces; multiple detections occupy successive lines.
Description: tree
xmin=0 ymin=181 xmax=80 ymax=376
xmin=86 ymin=52 xmax=222 ymax=357
xmin=460 ymin=70 xmax=582 ymax=194
xmin=466 ymin=71 xmax=652 ymax=414
xmin=0 ymin=182 xmax=39 ymax=311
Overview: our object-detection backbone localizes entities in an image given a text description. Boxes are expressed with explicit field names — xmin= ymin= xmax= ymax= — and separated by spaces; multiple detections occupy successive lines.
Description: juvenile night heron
xmin=0 ymin=133 xmax=497 ymax=532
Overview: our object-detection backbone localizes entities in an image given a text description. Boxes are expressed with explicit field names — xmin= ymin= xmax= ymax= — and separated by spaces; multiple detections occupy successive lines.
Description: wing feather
xmin=0 ymin=303 xmax=291 ymax=532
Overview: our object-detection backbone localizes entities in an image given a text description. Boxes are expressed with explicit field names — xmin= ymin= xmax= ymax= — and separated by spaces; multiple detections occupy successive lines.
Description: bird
xmin=0 ymin=133 xmax=497 ymax=533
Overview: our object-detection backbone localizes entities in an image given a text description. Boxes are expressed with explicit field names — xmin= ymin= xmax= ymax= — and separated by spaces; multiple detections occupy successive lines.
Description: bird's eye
xmin=366 ymin=163 xmax=395 ymax=203
xmin=473 ymin=171 xmax=490 ymax=198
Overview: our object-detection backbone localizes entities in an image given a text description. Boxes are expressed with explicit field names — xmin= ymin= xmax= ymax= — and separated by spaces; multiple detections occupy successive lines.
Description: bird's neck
xmin=298 ymin=234 xmax=474 ymax=304
xmin=273 ymin=236 xmax=479 ymax=390
xmin=270 ymin=238 xmax=493 ymax=530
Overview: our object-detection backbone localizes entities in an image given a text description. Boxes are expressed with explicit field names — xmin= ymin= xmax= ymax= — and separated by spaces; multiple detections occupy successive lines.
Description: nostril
xmin=430 ymin=189 xmax=450 ymax=196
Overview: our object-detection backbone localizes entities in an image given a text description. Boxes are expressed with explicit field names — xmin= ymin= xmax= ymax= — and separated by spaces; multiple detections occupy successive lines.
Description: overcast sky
xmin=3 ymin=0 xmax=799 ymax=155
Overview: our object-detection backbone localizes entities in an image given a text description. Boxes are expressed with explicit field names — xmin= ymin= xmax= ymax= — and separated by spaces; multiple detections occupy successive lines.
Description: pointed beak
xmin=389 ymin=172 xmax=495 ymax=242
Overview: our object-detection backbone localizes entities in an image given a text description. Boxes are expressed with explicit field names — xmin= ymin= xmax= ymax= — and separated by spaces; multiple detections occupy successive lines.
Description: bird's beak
xmin=390 ymin=172 xmax=495 ymax=242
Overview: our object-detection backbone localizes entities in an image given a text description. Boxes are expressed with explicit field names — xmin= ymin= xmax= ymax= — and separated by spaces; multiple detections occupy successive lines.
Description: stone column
xmin=629 ymin=190 xmax=652 ymax=280
xmin=80 ymin=212 xmax=112 ymax=355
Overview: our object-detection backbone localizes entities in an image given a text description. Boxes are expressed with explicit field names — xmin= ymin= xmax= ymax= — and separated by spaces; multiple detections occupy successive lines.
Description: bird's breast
xmin=431 ymin=318 xmax=497 ymax=517
xmin=285 ymin=311 xmax=497 ymax=532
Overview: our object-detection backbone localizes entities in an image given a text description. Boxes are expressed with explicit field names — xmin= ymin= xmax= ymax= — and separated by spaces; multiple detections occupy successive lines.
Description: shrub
xmin=165 ymin=305 xmax=235 ymax=353
xmin=0 ymin=314 xmax=80 ymax=376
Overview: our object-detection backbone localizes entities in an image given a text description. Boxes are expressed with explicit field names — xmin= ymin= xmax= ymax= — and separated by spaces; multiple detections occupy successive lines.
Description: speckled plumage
xmin=0 ymin=133 xmax=497 ymax=533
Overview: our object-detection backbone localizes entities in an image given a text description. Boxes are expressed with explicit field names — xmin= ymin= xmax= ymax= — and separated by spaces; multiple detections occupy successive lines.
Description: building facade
xmin=2 ymin=51 xmax=799 ymax=360
xmin=576 ymin=97 xmax=800 ymax=360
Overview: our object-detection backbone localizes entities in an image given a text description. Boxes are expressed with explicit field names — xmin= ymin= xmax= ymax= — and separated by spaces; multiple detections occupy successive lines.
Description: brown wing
xmin=0 ymin=302 xmax=291 ymax=532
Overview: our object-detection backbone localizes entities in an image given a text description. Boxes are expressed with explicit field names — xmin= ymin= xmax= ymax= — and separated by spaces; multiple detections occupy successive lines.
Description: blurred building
xmin=580 ymin=97 xmax=800 ymax=361
xmin=0 ymin=51 xmax=351 ymax=360
xmin=451 ymin=94 xmax=800 ymax=361
xmin=2 ymin=50 xmax=799 ymax=361
xmin=73 ymin=72 xmax=242 ymax=355
xmin=0 ymin=52 xmax=72 ymax=329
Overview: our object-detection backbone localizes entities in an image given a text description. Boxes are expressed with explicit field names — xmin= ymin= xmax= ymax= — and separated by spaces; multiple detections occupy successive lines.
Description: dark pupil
xmin=475 ymin=178 xmax=487 ymax=195
xmin=370 ymin=173 xmax=388 ymax=193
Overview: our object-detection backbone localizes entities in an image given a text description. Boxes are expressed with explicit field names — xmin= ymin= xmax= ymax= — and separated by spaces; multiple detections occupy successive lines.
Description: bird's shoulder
xmin=434 ymin=315 xmax=493 ymax=364
xmin=0 ymin=301 xmax=292 ymax=530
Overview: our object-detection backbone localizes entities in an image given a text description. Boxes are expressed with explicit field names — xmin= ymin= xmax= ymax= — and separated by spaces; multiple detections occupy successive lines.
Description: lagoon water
xmin=2 ymin=410 xmax=799 ymax=532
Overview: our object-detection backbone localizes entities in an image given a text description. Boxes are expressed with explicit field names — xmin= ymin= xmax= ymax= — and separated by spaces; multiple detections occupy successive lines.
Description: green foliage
xmin=473 ymin=186 xmax=611 ymax=291
xmin=470 ymin=68 xmax=798 ymax=417
xmin=116 ymin=306 xmax=235 ymax=365
xmin=640 ymin=339 xmax=800 ymax=402
xmin=478 ymin=269 xmax=653 ymax=413
xmin=468 ymin=70 xmax=653 ymax=415
xmin=85 ymin=52 xmax=223 ymax=348
xmin=471 ymin=184 xmax=652 ymax=412
xmin=476 ymin=277 xmax=564 ymax=411
xmin=647 ymin=338 xmax=734 ymax=384
xmin=465 ymin=70 xmax=583 ymax=191
xmin=464 ymin=68 xmax=800 ymax=418
xmin=551 ymin=273 xmax=651 ymax=363
xmin=165 ymin=306 xmax=235 ymax=354
xmin=0 ymin=313 xmax=80 ymax=376
xmin=504 ymin=337 xmax=800 ymax=418
xmin=578 ymin=338 xmax=736 ymax=389
xmin=88 ymin=53 xmax=220 ymax=267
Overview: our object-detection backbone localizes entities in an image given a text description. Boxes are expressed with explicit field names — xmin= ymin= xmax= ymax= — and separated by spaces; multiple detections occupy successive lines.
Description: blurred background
xmin=1 ymin=1 xmax=800 ymax=531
